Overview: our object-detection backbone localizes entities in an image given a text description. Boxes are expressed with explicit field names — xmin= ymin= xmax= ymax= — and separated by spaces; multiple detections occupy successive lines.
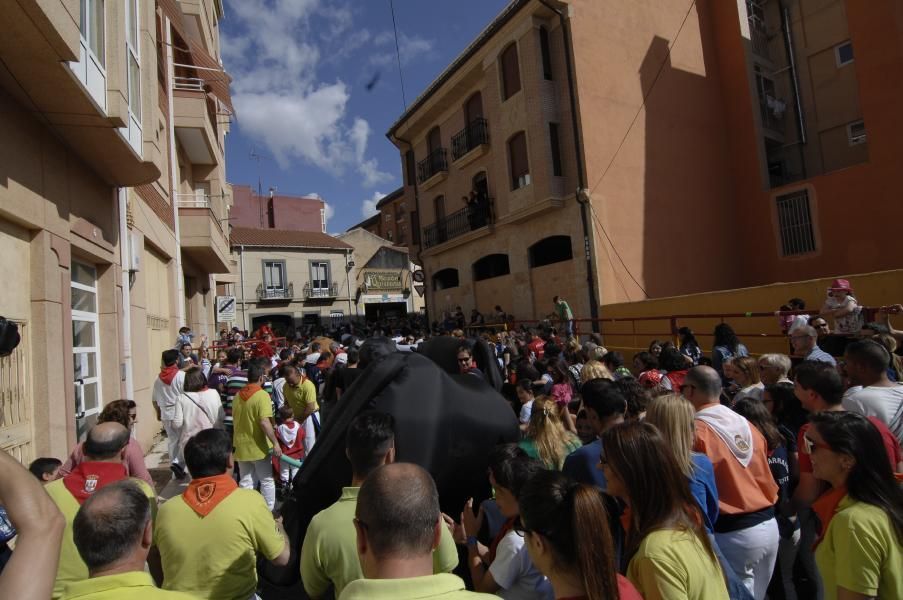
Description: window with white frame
xmin=835 ymin=41 xmax=854 ymax=67
xmin=72 ymin=0 xmax=107 ymax=110
xmin=123 ymin=0 xmax=142 ymax=153
xmin=263 ymin=261 xmax=286 ymax=292
xmin=847 ymin=120 xmax=866 ymax=146
xmin=310 ymin=261 xmax=330 ymax=291
xmin=320 ymin=208 xmax=327 ymax=233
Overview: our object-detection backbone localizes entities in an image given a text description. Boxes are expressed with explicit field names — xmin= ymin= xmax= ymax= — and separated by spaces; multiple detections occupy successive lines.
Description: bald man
xmin=682 ymin=366 xmax=779 ymax=600
xmin=65 ymin=480 xmax=193 ymax=598
xmin=45 ymin=422 xmax=157 ymax=599
xmin=341 ymin=463 xmax=494 ymax=600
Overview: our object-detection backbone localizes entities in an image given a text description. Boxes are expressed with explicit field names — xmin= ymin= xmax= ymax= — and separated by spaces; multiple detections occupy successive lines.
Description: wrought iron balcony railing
xmin=416 ymin=148 xmax=448 ymax=183
xmin=422 ymin=198 xmax=493 ymax=249
xmin=304 ymin=282 xmax=339 ymax=299
xmin=451 ymin=118 xmax=489 ymax=161
xmin=257 ymin=283 xmax=293 ymax=301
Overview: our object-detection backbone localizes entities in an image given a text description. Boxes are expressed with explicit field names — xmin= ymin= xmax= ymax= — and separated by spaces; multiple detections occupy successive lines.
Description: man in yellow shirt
xmin=340 ymin=462 xmax=494 ymax=599
xmin=62 ymin=480 xmax=193 ymax=599
xmin=156 ymin=428 xmax=289 ymax=599
xmin=282 ymin=364 xmax=318 ymax=421
xmin=47 ymin=422 xmax=157 ymax=599
xmin=232 ymin=359 xmax=281 ymax=510
xmin=301 ymin=412 xmax=459 ymax=599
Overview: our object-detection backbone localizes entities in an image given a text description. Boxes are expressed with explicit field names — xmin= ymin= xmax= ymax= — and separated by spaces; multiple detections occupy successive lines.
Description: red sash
xmin=63 ymin=462 xmax=128 ymax=504
xmin=182 ymin=474 xmax=238 ymax=517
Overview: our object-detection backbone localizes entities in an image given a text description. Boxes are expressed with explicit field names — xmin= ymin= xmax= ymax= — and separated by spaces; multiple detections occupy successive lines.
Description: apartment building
xmin=0 ymin=0 xmax=234 ymax=459
xmin=348 ymin=187 xmax=409 ymax=244
xmin=230 ymin=184 xmax=328 ymax=232
xmin=387 ymin=0 xmax=903 ymax=326
xmin=230 ymin=227 xmax=354 ymax=334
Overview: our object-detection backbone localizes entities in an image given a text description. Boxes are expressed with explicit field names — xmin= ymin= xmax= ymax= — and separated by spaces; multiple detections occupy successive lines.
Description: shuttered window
xmin=500 ymin=43 xmax=521 ymax=100
xmin=775 ymin=190 xmax=816 ymax=256
xmin=549 ymin=123 xmax=562 ymax=177
xmin=508 ymin=132 xmax=529 ymax=189
xmin=405 ymin=150 xmax=415 ymax=186
xmin=539 ymin=27 xmax=553 ymax=80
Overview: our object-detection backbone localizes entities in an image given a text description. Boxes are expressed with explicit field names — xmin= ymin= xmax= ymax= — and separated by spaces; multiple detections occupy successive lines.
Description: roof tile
xmin=230 ymin=227 xmax=352 ymax=249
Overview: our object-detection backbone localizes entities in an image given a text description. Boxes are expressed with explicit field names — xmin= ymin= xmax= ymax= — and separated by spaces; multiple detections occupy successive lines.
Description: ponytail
xmin=572 ymin=485 xmax=619 ymax=600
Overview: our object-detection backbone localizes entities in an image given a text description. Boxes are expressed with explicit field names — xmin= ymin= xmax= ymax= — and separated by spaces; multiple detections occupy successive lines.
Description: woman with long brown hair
xmin=519 ymin=396 xmax=582 ymax=470
xmin=517 ymin=469 xmax=642 ymax=600
xmin=601 ymin=421 xmax=728 ymax=599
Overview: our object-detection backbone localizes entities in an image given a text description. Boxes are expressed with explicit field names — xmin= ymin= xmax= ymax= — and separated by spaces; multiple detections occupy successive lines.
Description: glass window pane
xmin=90 ymin=0 xmax=105 ymax=66
xmin=71 ymin=287 xmax=97 ymax=312
xmin=83 ymin=382 xmax=100 ymax=411
xmin=80 ymin=0 xmax=87 ymax=37
xmin=129 ymin=54 xmax=141 ymax=119
xmin=73 ymin=353 xmax=97 ymax=379
xmin=129 ymin=0 xmax=138 ymax=48
xmin=72 ymin=262 xmax=97 ymax=288
xmin=73 ymin=320 xmax=96 ymax=348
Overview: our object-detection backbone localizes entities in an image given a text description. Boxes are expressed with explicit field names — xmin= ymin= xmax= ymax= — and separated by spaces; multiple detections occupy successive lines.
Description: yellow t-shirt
xmin=626 ymin=528 xmax=728 ymax=600
xmin=232 ymin=388 xmax=274 ymax=461
xmin=815 ymin=495 xmax=903 ymax=600
xmin=339 ymin=573 xmax=496 ymax=600
xmin=284 ymin=378 xmax=318 ymax=417
xmin=301 ymin=487 xmax=459 ymax=599
xmin=154 ymin=488 xmax=285 ymax=600
xmin=46 ymin=477 xmax=157 ymax=600
xmin=61 ymin=571 xmax=196 ymax=599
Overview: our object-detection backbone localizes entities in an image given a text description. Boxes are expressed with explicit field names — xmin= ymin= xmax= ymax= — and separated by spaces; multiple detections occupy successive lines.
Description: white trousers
xmin=279 ymin=464 xmax=299 ymax=486
xmin=715 ymin=517 xmax=780 ymax=600
xmin=162 ymin=419 xmax=182 ymax=467
xmin=238 ymin=459 xmax=276 ymax=510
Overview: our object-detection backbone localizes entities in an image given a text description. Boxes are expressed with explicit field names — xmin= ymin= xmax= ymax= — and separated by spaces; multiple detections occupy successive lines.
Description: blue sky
xmin=221 ymin=0 xmax=510 ymax=232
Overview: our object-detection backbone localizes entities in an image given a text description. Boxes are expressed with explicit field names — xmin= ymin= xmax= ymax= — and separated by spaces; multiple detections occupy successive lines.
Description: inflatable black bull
xmin=260 ymin=338 xmax=519 ymax=586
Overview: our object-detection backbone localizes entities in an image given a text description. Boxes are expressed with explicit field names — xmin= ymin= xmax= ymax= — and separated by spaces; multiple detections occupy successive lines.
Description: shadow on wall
xmin=638 ymin=6 xmax=741 ymax=300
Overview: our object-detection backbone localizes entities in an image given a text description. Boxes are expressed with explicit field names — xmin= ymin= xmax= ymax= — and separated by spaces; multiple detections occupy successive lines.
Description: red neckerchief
xmin=488 ymin=517 xmax=515 ymax=563
xmin=63 ymin=462 xmax=128 ymax=504
xmin=183 ymin=473 xmax=238 ymax=517
xmin=811 ymin=486 xmax=848 ymax=549
xmin=238 ymin=384 xmax=263 ymax=401
xmin=159 ymin=365 xmax=180 ymax=385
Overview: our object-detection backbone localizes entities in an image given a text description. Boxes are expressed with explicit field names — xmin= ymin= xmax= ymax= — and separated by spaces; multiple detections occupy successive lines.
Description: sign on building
xmin=364 ymin=271 xmax=402 ymax=290
xmin=215 ymin=295 xmax=236 ymax=322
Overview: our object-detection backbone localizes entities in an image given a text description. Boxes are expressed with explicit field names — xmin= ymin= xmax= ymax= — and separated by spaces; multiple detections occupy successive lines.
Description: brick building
xmin=230 ymin=184 xmax=327 ymax=233
xmin=387 ymin=0 xmax=903 ymax=326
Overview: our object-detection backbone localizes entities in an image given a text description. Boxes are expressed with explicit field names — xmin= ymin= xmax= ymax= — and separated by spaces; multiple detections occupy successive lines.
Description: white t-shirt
xmin=843 ymin=385 xmax=903 ymax=443
xmin=488 ymin=529 xmax=553 ymax=600
xmin=272 ymin=377 xmax=286 ymax=409
xmin=519 ymin=400 xmax=534 ymax=425
xmin=826 ymin=295 xmax=862 ymax=335
xmin=152 ymin=370 xmax=185 ymax=421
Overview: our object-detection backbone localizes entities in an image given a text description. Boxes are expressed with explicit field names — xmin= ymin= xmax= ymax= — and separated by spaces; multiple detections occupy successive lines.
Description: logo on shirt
xmin=197 ymin=481 xmax=216 ymax=503
xmin=84 ymin=475 xmax=99 ymax=494
xmin=734 ymin=435 xmax=750 ymax=453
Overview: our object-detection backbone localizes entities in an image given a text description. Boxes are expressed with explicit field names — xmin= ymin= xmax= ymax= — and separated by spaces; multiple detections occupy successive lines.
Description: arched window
xmin=432 ymin=268 xmax=459 ymax=291
xmin=539 ymin=26 xmax=553 ymax=80
xmin=529 ymin=235 xmax=573 ymax=268
xmin=508 ymin=132 xmax=529 ymax=190
xmin=473 ymin=254 xmax=511 ymax=281
xmin=500 ymin=43 xmax=521 ymax=100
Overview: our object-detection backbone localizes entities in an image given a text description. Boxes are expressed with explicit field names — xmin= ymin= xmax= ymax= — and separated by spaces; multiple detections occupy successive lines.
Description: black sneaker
xmin=170 ymin=463 xmax=186 ymax=479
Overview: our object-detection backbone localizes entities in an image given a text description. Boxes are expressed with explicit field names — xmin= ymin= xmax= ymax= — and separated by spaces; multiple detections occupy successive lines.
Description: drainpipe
xmin=118 ymin=187 xmax=134 ymax=400
xmin=538 ymin=0 xmax=600 ymax=333
xmin=239 ymin=245 xmax=247 ymax=332
xmin=780 ymin=3 xmax=807 ymax=178
xmin=345 ymin=248 xmax=353 ymax=319
xmin=165 ymin=17 xmax=186 ymax=329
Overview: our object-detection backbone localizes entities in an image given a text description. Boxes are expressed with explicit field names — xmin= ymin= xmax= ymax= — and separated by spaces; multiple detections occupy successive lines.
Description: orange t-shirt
xmin=694 ymin=410 xmax=778 ymax=515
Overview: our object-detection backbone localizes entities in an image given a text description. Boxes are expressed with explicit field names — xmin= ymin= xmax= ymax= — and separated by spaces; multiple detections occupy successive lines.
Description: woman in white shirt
xmin=177 ymin=367 xmax=225 ymax=461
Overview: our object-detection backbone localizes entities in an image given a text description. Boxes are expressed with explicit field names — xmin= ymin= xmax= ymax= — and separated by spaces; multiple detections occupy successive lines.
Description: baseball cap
xmin=828 ymin=278 xmax=853 ymax=293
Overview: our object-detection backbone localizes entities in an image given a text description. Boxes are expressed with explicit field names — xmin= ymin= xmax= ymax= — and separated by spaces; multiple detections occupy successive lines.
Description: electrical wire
xmin=389 ymin=0 xmax=408 ymax=110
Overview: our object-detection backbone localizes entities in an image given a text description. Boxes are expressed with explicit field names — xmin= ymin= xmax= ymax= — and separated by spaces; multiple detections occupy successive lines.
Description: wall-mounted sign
xmin=412 ymin=270 xmax=425 ymax=283
xmin=360 ymin=293 xmax=406 ymax=304
xmin=364 ymin=271 xmax=402 ymax=290
xmin=215 ymin=296 xmax=236 ymax=322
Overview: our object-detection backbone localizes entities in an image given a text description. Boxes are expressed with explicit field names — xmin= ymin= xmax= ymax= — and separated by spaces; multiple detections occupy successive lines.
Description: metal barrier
xmin=208 ymin=336 xmax=289 ymax=351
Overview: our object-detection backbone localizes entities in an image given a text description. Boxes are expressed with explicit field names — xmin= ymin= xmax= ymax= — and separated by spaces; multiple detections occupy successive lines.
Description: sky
xmin=220 ymin=0 xmax=511 ymax=233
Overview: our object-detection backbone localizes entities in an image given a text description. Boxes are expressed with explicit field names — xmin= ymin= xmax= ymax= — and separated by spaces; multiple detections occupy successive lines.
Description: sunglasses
xmin=803 ymin=435 xmax=831 ymax=455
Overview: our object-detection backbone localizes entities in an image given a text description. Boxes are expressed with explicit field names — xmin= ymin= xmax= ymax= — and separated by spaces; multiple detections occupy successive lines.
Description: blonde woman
xmin=725 ymin=356 xmax=764 ymax=402
xmin=519 ymin=396 xmax=582 ymax=470
xmin=580 ymin=360 xmax=612 ymax=383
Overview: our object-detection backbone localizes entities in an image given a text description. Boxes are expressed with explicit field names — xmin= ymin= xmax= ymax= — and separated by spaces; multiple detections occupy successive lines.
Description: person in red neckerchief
xmin=274 ymin=405 xmax=305 ymax=489
xmin=805 ymin=411 xmax=903 ymax=600
xmin=154 ymin=429 xmax=290 ymax=598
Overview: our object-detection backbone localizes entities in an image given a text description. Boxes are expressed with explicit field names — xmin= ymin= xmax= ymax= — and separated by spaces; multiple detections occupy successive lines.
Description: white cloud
xmin=224 ymin=0 xmax=393 ymax=187
xmin=361 ymin=191 xmax=386 ymax=219
xmin=370 ymin=32 xmax=436 ymax=67
xmin=324 ymin=202 xmax=335 ymax=224
xmin=306 ymin=192 xmax=322 ymax=199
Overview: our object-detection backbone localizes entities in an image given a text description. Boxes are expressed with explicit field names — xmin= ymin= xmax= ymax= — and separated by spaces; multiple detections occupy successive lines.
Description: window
xmin=397 ymin=225 xmax=406 ymax=245
xmin=473 ymin=254 xmax=511 ymax=281
xmin=310 ymin=261 xmax=330 ymax=290
xmin=549 ymin=123 xmax=563 ymax=177
xmin=427 ymin=127 xmax=442 ymax=154
xmin=384 ymin=213 xmax=392 ymax=223
xmin=263 ymin=261 xmax=286 ymax=291
xmin=432 ymin=268 xmax=459 ymax=291
xmin=320 ymin=208 xmax=327 ymax=233
xmin=80 ymin=0 xmax=105 ymax=66
xmin=123 ymin=0 xmax=141 ymax=152
xmin=73 ymin=0 xmax=106 ymax=110
xmin=775 ymin=190 xmax=816 ymax=256
xmin=529 ymin=236 xmax=573 ymax=268
xmin=405 ymin=150 xmax=416 ymax=186
xmin=847 ymin=120 xmax=866 ymax=145
xmin=71 ymin=260 xmax=102 ymax=440
xmin=539 ymin=26 xmax=553 ymax=80
xmin=387 ymin=230 xmax=393 ymax=241
xmin=835 ymin=41 xmax=854 ymax=67
xmin=411 ymin=210 xmax=421 ymax=245
xmin=500 ymin=43 xmax=521 ymax=100
xmin=508 ymin=132 xmax=530 ymax=189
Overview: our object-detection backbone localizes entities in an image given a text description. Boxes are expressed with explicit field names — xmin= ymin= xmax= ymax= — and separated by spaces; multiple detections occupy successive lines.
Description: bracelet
xmin=466 ymin=535 xmax=479 ymax=547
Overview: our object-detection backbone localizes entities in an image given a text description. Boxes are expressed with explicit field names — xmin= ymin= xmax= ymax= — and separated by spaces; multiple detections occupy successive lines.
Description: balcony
xmin=304 ymin=282 xmax=339 ymax=300
xmin=257 ymin=283 xmax=294 ymax=301
xmin=422 ymin=198 xmax=493 ymax=249
xmin=748 ymin=17 xmax=770 ymax=60
xmin=173 ymin=80 xmax=221 ymax=165
xmin=451 ymin=118 xmax=490 ymax=161
xmin=759 ymin=95 xmax=786 ymax=136
xmin=177 ymin=195 xmax=231 ymax=273
xmin=417 ymin=148 xmax=448 ymax=185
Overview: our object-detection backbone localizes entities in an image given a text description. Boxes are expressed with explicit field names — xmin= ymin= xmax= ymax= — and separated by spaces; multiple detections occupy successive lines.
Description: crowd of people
xmin=0 ymin=285 xmax=902 ymax=600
